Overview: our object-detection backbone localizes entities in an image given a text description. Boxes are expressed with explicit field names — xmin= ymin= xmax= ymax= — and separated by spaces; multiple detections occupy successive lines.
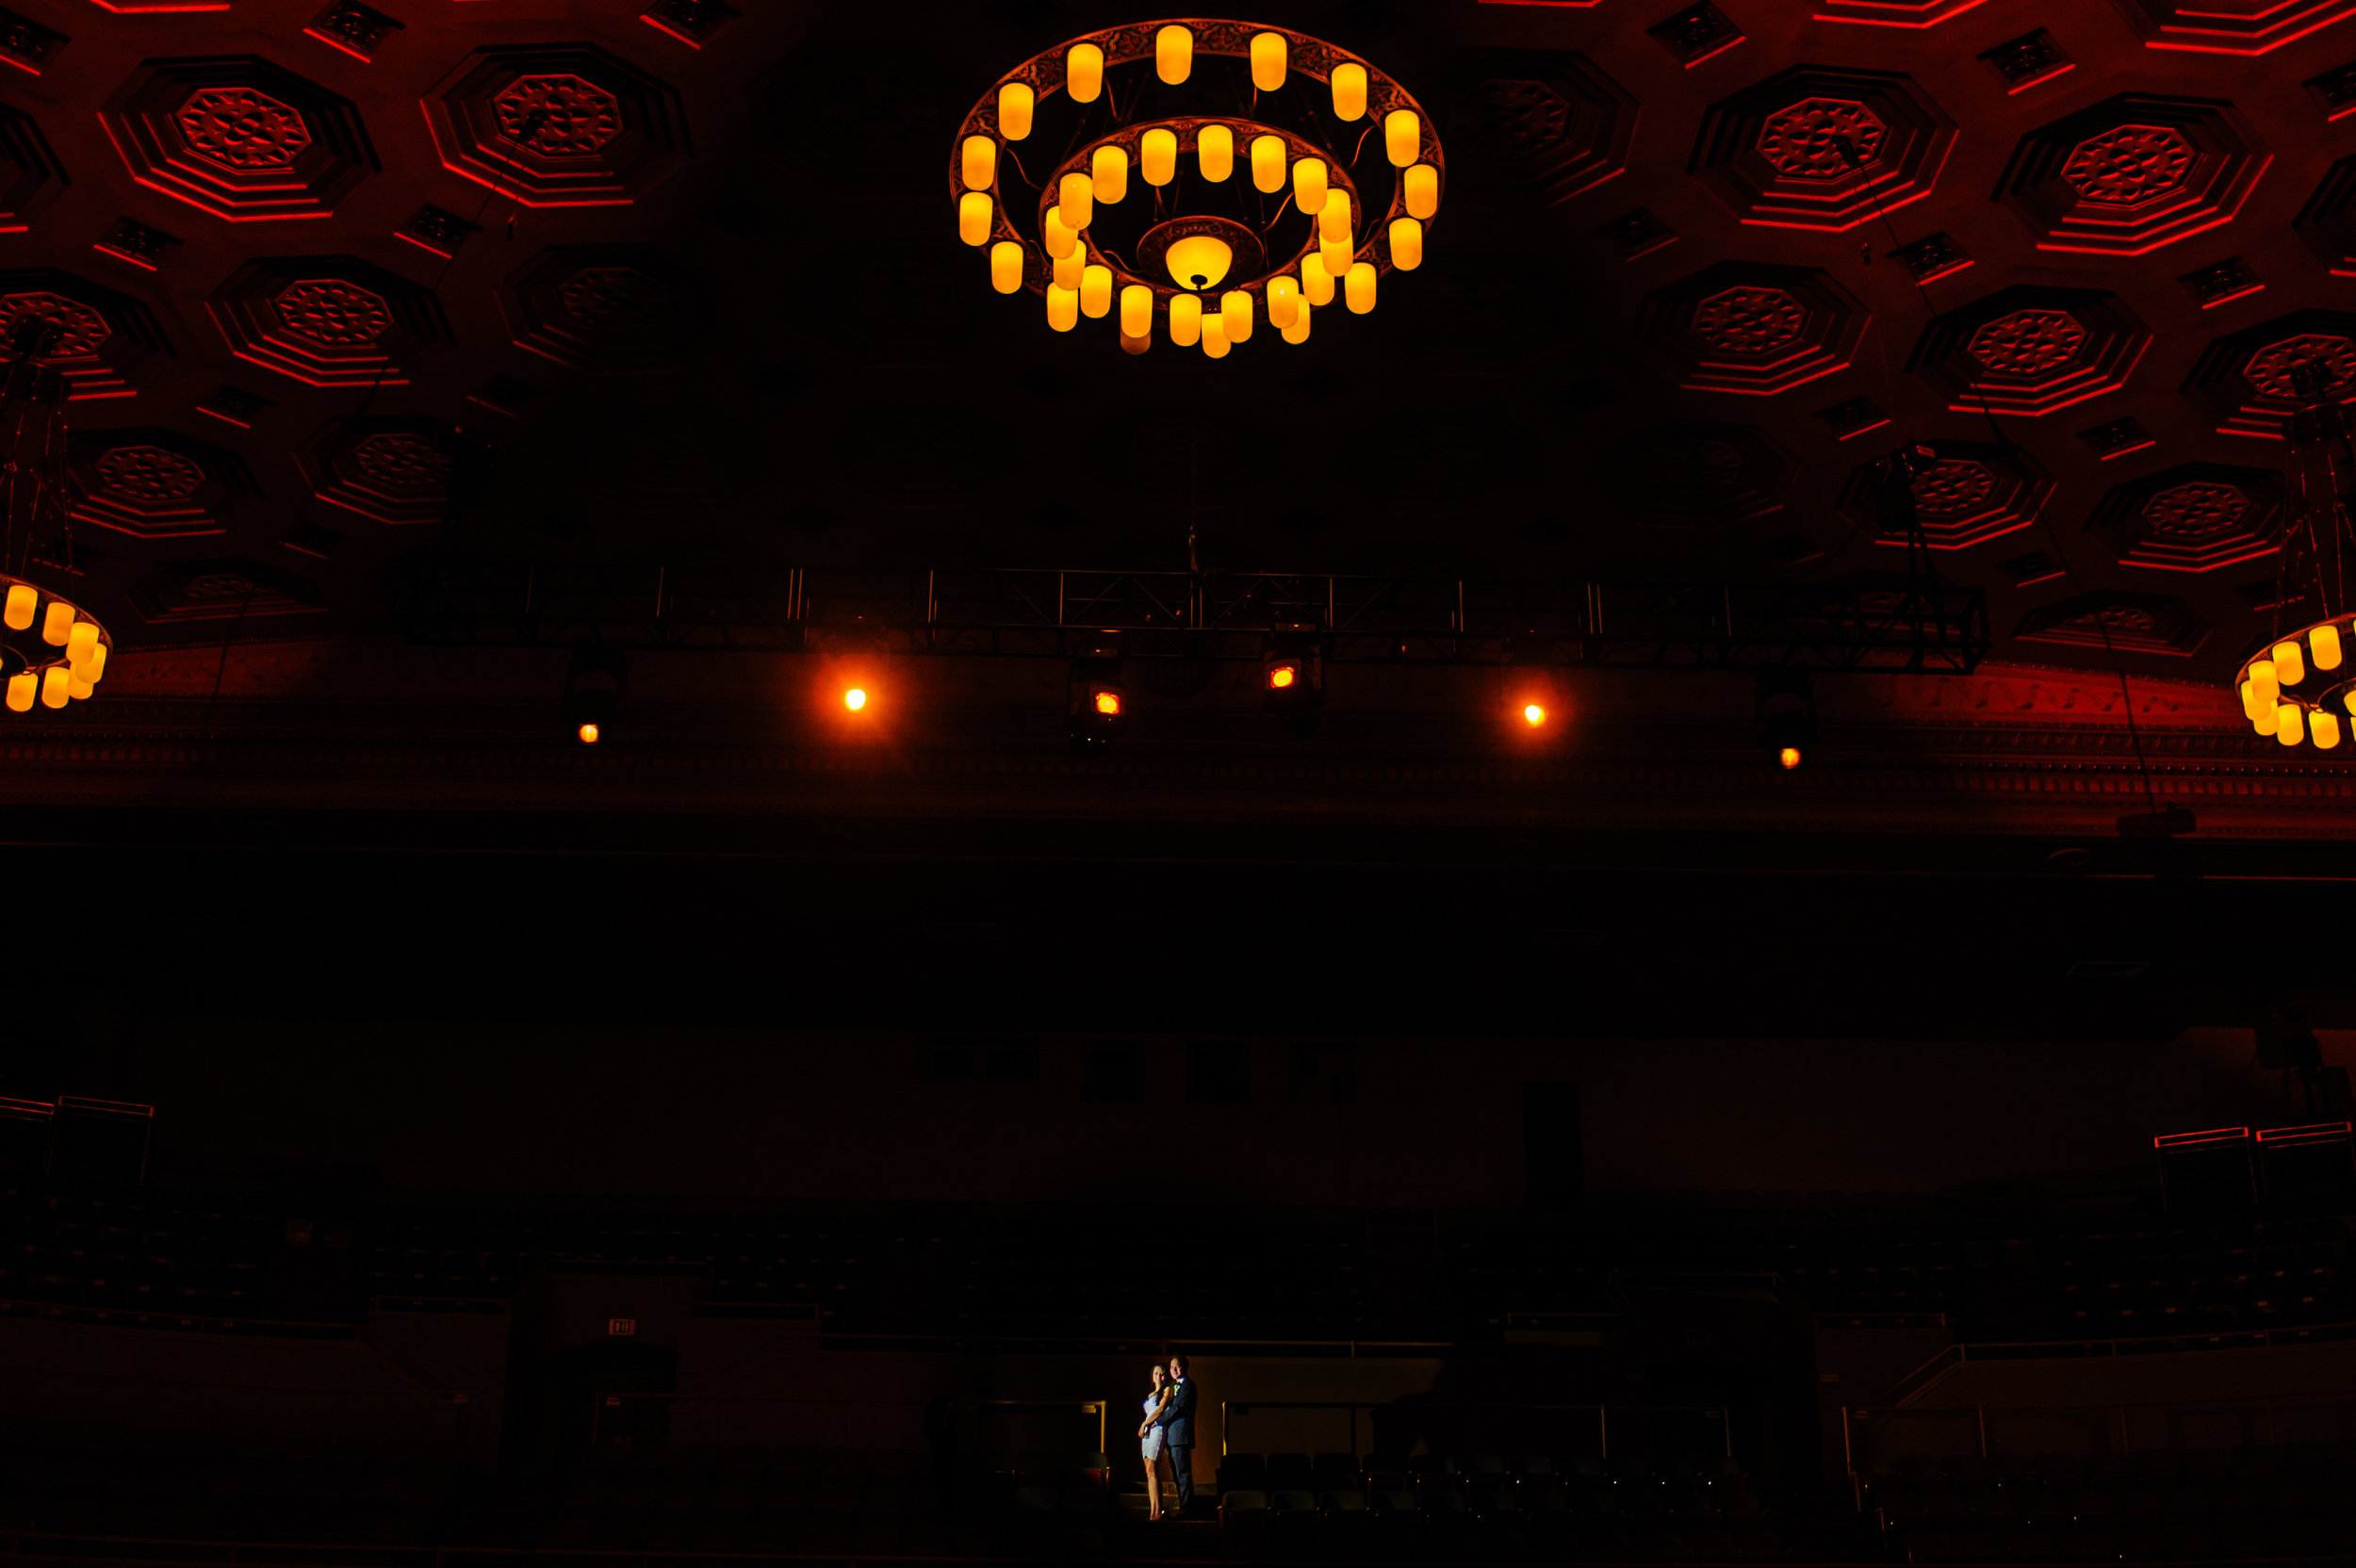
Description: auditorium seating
xmin=0 ymin=1435 xmax=451 ymax=1544
xmin=1216 ymin=1448 xmax=1787 ymax=1560
xmin=5 ymin=1183 xmax=2351 ymax=1349
xmin=1859 ymin=1443 xmax=2356 ymax=1562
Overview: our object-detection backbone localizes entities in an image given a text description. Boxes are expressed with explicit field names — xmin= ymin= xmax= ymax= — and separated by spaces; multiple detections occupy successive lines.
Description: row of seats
xmin=0 ymin=1441 xmax=450 ymax=1545
xmin=1865 ymin=1444 xmax=2356 ymax=1564
xmin=1860 ymin=1441 xmax=2356 ymax=1484
xmin=1903 ymin=1516 xmax=2356 ymax=1562
xmin=1211 ymin=1492 xmax=1794 ymax=1562
xmin=1220 ymin=1477 xmax=1766 ymax=1523
xmin=9 ymin=1183 xmax=2356 ymax=1346
xmin=1216 ymin=1450 xmax=1749 ymax=1489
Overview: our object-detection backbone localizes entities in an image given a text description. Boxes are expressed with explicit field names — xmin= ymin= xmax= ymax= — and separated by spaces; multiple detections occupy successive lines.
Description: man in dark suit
xmin=1156 ymin=1354 xmax=1197 ymax=1515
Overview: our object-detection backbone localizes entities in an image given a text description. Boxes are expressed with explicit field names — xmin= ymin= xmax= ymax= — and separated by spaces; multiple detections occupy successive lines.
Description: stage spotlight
xmin=1757 ymin=668 xmax=1816 ymax=770
xmin=843 ymin=686 xmax=869 ymax=711
xmin=561 ymin=643 xmax=625 ymax=743
xmin=1502 ymin=639 xmax=1561 ymax=740
xmin=1262 ymin=630 xmax=1323 ymax=736
xmin=1069 ymin=638 xmax=1124 ymax=753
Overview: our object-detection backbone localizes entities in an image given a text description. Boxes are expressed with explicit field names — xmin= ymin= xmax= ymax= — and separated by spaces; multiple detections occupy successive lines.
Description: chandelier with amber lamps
xmin=951 ymin=20 xmax=1443 ymax=357
xmin=0 ymin=324 xmax=111 ymax=714
xmin=2237 ymin=361 xmax=2356 ymax=750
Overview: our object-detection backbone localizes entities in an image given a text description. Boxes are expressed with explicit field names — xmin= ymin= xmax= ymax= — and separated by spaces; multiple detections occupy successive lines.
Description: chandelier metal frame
xmin=949 ymin=18 xmax=1444 ymax=354
xmin=2234 ymin=362 xmax=2356 ymax=751
xmin=0 ymin=334 xmax=110 ymax=715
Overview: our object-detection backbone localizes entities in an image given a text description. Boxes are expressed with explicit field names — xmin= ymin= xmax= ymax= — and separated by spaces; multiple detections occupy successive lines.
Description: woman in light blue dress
xmin=1137 ymin=1363 xmax=1174 ymax=1519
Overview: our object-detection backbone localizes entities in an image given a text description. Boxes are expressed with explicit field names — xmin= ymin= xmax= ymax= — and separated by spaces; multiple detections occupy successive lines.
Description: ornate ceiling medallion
xmin=949 ymin=20 xmax=1444 ymax=358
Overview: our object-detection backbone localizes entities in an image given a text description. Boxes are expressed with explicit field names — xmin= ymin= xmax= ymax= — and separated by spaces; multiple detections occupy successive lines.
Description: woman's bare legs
xmin=1145 ymin=1457 xmax=1161 ymax=1521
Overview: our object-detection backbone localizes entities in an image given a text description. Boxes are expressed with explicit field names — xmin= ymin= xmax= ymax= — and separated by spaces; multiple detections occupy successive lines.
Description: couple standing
xmin=1136 ymin=1354 xmax=1196 ymax=1520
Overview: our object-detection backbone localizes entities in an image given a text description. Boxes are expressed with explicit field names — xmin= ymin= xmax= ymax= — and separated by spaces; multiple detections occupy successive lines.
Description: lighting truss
xmin=399 ymin=560 xmax=1989 ymax=675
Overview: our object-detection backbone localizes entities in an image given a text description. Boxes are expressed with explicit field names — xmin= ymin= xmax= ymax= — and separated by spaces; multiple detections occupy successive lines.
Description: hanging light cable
xmin=2227 ymin=359 xmax=2356 ymax=752
xmin=0 ymin=320 xmax=111 ymax=716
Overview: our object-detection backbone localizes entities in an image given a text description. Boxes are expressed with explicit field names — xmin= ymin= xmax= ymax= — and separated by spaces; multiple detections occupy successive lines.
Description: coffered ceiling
xmin=6 ymin=0 xmax=2356 ymax=828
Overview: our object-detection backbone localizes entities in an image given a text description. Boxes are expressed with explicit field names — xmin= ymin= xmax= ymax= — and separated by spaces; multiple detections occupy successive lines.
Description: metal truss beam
xmin=400 ymin=559 xmax=1990 ymax=675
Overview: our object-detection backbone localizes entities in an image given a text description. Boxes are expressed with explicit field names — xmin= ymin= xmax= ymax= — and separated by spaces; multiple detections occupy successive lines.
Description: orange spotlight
xmin=577 ymin=722 xmax=601 ymax=744
xmin=1522 ymin=703 xmax=1546 ymax=727
xmin=1267 ymin=663 xmax=1298 ymax=690
xmin=1778 ymin=744 xmax=1803 ymax=770
xmin=843 ymin=686 xmax=869 ymax=712
xmin=1069 ymin=645 xmax=1124 ymax=752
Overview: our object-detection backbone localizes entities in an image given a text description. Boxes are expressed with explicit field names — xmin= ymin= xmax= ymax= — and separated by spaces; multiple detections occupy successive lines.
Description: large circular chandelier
xmin=0 ymin=573 xmax=108 ymax=712
xmin=1 ymin=338 xmax=110 ymax=714
xmin=950 ymin=19 xmax=1444 ymax=357
xmin=2238 ymin=361 xmax=2356 ymax=750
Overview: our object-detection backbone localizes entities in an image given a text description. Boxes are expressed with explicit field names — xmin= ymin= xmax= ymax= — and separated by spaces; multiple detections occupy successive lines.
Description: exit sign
xmin=608 ymin=1317 xmax=635 ymax=1336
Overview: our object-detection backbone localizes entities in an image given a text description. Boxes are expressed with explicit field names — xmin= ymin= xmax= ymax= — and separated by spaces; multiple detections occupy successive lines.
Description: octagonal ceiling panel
xmin=2017 ymin=593 xmax=2209 ymax=656
xmin=2184 ymin=310 xmax=2356 ymax=438
xmin=299 ymin=418 xmax=456 ymax=526
xmin=1994 ymin=95 xmax=2267 ymax=255
xmin=0 ymin=106 xmax=65 ymax=233
xmin=2111 ymin=0 xmax=2356 ymax=53
xmin=135 ymin=559 xmax=325 ymax=624
xmin=1690 ymin=66 xmax=1955 ymax=231
xmin=422 ymin=44 xmax=689 ymax=207
xmin=1642 ymin=262 xmax=1866 ymax=396
xmin=2294 ymin=156 xmax=2356 ymax=275
xmin=1910 ymin=286 xmax=2151 ymax=416
xmin=1435 ymin=48 xmax=1636 ymax=205
xmin=1837 ymin=441 xmax=2052 ymax=550
xmin=68 ymin=426 xmax=254 ymax=538
xmin=0 ymin=270 xmax=169 ymax=399
xmin=207 ymin=256 xmax=448 ymax=387
xmin=496 ymin=246 xmax=707 ymax=373
xmin=1610 ymin=424 xmax=1790 ymax=526
xmin=98 ymin=57 xmax=375 ymax=221
xmin=1810 ymin=0 xmax=1990 ymax=22
xmin=2086 ymin=463 xmax=2283 ymax=572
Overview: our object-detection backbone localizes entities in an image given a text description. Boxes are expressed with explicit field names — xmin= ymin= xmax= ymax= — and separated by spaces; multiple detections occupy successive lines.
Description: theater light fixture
xmin=952 ymin=20 xmax=1443 ymax=359
xmin=1069 ymin=642 xmax=1125 ymax=752
xmin=844 ymin=686 xmax=869 ymax=712
xmin=1502 ymin=641 xmax=1559 ymax=740
xmin=561 ymin=643 xmax=625 ymax=743
xmin=1263 ymin=630 xmax=1323 ymax=736
xmin=2238 ymin=359 xmax=2356 ymax=751
xmin=1757 ymin=668 xmax=1815 ymax=770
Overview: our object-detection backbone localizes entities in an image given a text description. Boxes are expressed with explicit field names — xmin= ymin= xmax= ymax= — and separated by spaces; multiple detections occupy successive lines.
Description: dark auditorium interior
xmin=12 ymin=0 xmax=2356 ymax=1565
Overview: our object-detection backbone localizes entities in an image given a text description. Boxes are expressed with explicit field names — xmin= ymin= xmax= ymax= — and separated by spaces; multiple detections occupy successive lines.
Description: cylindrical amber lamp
xmin=1067 ymin=42 xmax=1104 ymax=103
xmin=999 ymin=81 xmax=1034 ymax=139
xmin=1141 ymin=128 xmax=1177 ymax=186
xmin=1198 ymin=123 xmax=1234 ymax=183
xmin=1331 ymin=63 xmax=1366 ymax=120
xmin=1156 ymin=24 xmax=1191 ymax=83
xmin=1251 ymin=32 xmax=1287 ymax=90
xmin=1251 ymin=135 xmax=1286 ymax=194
